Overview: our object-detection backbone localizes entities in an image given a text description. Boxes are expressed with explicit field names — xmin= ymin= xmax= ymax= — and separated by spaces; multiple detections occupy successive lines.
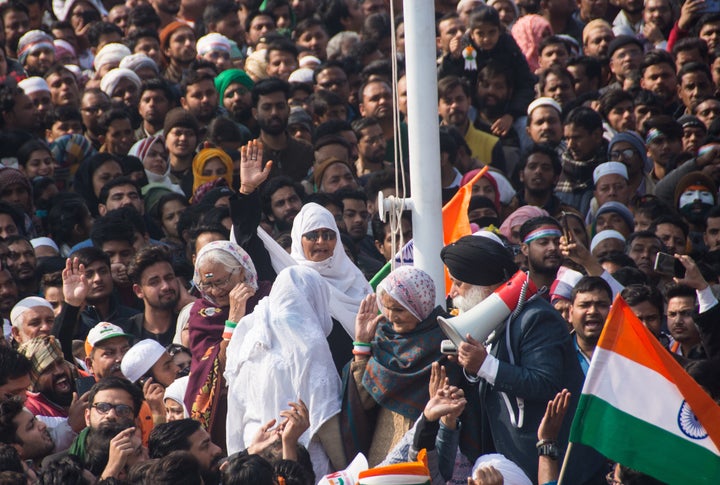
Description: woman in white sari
xmin=224 ymin=265 xmax=345 ymax=478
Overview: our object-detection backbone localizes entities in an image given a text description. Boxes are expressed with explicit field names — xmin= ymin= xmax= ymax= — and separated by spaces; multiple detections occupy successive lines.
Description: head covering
xmin=288 ymin=107 xmax=313 ymax=133
xmin=159 ymin=21 xmax=192 ymax=50
xmin=549 ymin=266 xmax=583 ymax=304
xmin=675 ymin=171 xmax=718 ymax=208
xmin=119 ymin=53 xmax=159 ymax=74
xmin=593 ymin=161 xmax=628 ymax=184
xmin=583 ymin=19 xmax=612 ymax=45
xmin=214 ymin=69 xmax=255 ymax=98
xmin=288 ymin=67 xmax=315 ymax=84
xmin=457 ymin=0 xmax=484 ymax=11
xmin=590 ymin=230 xmax=626 ymax=253
xmin=18 ymin=335 xmax=64 ymax=380
xmin=17 ymin=30 xmax=55 ymax=64
xmin=93 ymin=43 xmax=131 ymax=71
xmin=608 ymin=35 xmax=643 ymax=59
xmin=527 ymin=97 xmax=562 ymax=116
xmin=196 ymin=33 xmax=232 ymax=56
xmin=163 ymin=375 xmax=190 ymax=418
xmin=30 ymin=237 xmax=59 ymax=252
xmin=499 ymin=205 xmax=549 ymax=241
xmin=461 ymin=169 xmax=501 ymax=212
xmin=358 ymin=459 xmax=431 ymax=484
xmin=472 ymin=454 xmax=533 ymax=485
xmin=50 ymin=134 xmax=97 ymax=186
xmin=225 ymin=266 xmax=341 ymax=475
xmin=191 ymin=148 xmax=234 ymax=197
xmin=511 ymin=14 xmax=551 ymax=73
xmin=193 ymin=240 xmax=259 ymax=294
xmin=120 ymin=339 xmax=167 ymax=383
xmin=85 ymin=321 xmax=133 ymax=355
xmin=441 ymin=235 xmax=517 ymax=286
xmin=595 ymin=201 xmax=634 ymax=232
xmin=72 ymin=153 xmax=121 ymax=216
xmin=163 ymin=108 xmax=200 ymax=138
xmin=129 ymin=136 xmax=164 ymax=163
xmin=53 ymin=0 xmax=106 ymax=22
xmin=313 ymin=157 xmax=353 ymax=188
xmin=244 ymin=49 xmax=269 ymax=82
xmin=0 ymin=168 xmax=31 ymax=213
xmin=607 ymin=131 xmax=649 ymax=174
xmin=53 ymin=39 xmax=76 ymax=59
xmin=18 ymin=77 xmax=50 ymax=95
xmin=100 ymin=68 xmax=142 ymax=97
xmin=299 ymin=55 xmax=321 ymax=69
xmin=377 ymin=266 xmax=436 ymax=322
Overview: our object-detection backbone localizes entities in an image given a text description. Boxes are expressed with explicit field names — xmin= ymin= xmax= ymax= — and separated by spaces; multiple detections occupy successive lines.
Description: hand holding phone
xmin=654 ymin=252 xmax=686 ymax=278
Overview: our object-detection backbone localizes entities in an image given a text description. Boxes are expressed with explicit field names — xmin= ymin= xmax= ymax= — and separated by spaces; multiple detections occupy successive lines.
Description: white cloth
xmin=225 ymin=266 xmax=342 ymax=477
xmin=254 ymin=202 xmax=372 ymax=337
xmin=164 ymin=375 xmax=190 ymax=418
xmin=472 ymin=453 xmax=532 ymax=485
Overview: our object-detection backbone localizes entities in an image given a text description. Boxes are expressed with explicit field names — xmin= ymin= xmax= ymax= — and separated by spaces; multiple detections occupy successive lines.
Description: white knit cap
xmin=472 ymin=454 xmax=532 ymax=485
xmin=288 ymin=67 xmax=315 ymax=84
xmin=593 ymin=161 xmax=628 ymax=184
xmin=100 ymin=68 xmax=142 ymax=97
xmin=30 ymin=237 xmax=59 ymax=252
xmin=590 ymin=229 xmax=626 ymax=253
xmin=527 ymin=97 xmax=562 ymax=116
xmin=196 ymin=32 xmax=232 ymax=56
xmin=53 ymin=39 xmax=76 ymax=57
xmin=18 ymin=77 xmax=50 ymax=95
xmin=94 ymin=42 xmax=131 ymax=71
xmin=119 ymin=53 xmax=158 ymax=73
xmin=10 ymin=297 xmax=54 ymax=328
xmin=299 ymin=55 xmax=321 ymax=69
xmin=457 ymin=0 xmax=485 ymax=12
xmin=121 ymin=339 xmax=167 ymax=383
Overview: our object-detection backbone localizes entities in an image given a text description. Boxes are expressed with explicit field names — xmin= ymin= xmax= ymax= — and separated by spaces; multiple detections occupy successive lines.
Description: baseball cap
xmin=85 ymin=321 xmax=132 ymax=356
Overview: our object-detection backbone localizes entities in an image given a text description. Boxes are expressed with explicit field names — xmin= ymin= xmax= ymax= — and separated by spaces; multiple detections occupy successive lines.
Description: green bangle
xmin=352 ymin=341 xmax=371 ymax=346
xmin=225 ymin=320 xmax=237 ymax=327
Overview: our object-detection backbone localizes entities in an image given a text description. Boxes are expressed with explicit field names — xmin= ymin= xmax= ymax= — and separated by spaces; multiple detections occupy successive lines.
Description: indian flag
xmin=568 ymin=296 xmax=720 ymax=485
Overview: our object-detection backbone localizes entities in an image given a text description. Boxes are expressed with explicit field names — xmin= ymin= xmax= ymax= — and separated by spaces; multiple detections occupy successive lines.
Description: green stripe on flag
xmin=369 ymin=261 xmax=391 ymax=290
xmin=570 ymin=394 xmax=720 ymax=485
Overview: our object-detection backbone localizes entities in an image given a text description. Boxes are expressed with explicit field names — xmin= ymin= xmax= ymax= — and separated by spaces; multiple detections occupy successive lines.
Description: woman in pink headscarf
xmin=461 ymin=169 xmax=501 ymax=213
xmin=499 ymin=205 xmax=549 ymax=243
xmin=511 ymin=14 xmax=552 ymax=73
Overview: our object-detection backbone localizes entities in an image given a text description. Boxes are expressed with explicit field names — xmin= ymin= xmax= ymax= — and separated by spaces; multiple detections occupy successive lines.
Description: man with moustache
xmin=126 ymin=246 xmax=183 ymax=346
xmin=253 ymin=78 xmax=314 ymax=183
xmin=0 ymin=268 xmax=19 ymax=344
xmin=567 ymin=277 xmax=612 ymax=375
xmin=259 ymin=177 xmax=304 ymax=233
xmin=4 ymin=236 xmax=39 ymax=298
xmin=215 ymin=69 xmax=256 ymax=135
xmin=10 ymin=296 xmax=55 ymax=346
xmin=0 ymin=397 xmax=55 ymax=465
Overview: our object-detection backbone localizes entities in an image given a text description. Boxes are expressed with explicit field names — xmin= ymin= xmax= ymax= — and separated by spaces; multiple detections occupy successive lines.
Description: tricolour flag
xmin=569 ymin=296 xmax=720 ymax=484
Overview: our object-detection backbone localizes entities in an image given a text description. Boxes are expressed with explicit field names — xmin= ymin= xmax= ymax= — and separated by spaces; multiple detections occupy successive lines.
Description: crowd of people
xmin=0 ymin=0 xmax=720 ymax=483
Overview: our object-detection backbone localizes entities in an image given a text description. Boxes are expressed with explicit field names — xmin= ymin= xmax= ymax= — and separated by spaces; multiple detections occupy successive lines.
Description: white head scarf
xmin=163 ymin=375 xmax=189 ymax=418
xmin=225 ymin=266 xmax=341 ymax=477
xmin=253 ymin=202 xmax=371 ymax=337
xmin=472 ymin=454 xmax=533 ymax=485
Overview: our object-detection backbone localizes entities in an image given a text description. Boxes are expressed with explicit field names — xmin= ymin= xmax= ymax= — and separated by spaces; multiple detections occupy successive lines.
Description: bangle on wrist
xmin=223 ymin=320 xmax=238 ymax=340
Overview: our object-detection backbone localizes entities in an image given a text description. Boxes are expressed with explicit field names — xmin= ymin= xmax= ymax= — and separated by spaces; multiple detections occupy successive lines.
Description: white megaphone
xmin=438 ymin=270 xmax=537 ymax=348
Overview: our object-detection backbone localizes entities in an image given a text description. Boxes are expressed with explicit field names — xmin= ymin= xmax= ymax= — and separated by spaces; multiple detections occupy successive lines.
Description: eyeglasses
xmin=198 ymin=269 xmax=237 ymax=292
xmin=609 ymin=149 xmax=636 ymax=161
xmin=302 ymin=229 xmax=337 ymax=242
xmin=92 ymin=402 xmax=134 ymax=418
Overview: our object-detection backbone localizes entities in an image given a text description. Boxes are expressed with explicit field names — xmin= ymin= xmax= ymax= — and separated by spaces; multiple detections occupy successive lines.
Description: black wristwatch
xmin=536 ymin=439 xmax=559 ymax=460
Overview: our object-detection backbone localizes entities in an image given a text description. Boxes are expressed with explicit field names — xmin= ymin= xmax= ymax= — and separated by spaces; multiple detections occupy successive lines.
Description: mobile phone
xmin=81 ymin=10 xmax=101 ymax=23
xmin=653 ymin=252 xmax=685 ymax=278
xmin=75 ymin=376 xmax=96 ymax=396
xmin=561 ymin=211 xmax=573 ymax=242
xmin=440 ymin=339 xmax=458 ymax=355
xmin=701 ymin=0 xmax=720 ymax=14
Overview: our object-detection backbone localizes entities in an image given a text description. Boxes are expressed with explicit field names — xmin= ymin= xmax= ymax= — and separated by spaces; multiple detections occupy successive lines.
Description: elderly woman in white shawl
xmin=225 ymin=265 xmax=346 ymax=478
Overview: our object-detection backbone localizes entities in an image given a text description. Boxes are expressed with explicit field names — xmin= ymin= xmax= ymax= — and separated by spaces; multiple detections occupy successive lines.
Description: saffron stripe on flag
xmin=571 ymin=394 xmax=720 ymax=485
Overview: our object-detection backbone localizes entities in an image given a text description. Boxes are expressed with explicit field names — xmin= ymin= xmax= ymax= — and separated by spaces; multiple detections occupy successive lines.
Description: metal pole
xmin=403 ymin=0 xmax=445 ymax=305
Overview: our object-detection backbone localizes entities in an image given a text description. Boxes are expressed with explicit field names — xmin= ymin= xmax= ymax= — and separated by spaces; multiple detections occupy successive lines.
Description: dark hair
xmin=152 ymin=192 xmax=190 ymax=225
xmin=567 ymin=56 xmax=602 ymax=83
xmin=357 ymin=78 xmax=391 ymax=105
xmin=186 ymin=224 xmax=230 ymax=257
xmin=98 ymin=109 xmax=131 ymax=136
xmin=439 ymin=126 xmax=458 ymax=163
xmin=180 ymin=71 xmax=215 ymax=97
xmin=304 ymin=192 xmax=343 ymax=212
xmin=126 ymin=28 xmax=160 ymax=52
xmin=222 ymin=453 xmax=276 ymax=485
xmin=666 ymin=283 xmax=696 ymax=301
xmin=334 ymin=187 xmax=368 ymax=204
xmin=105 ymin=206 xmax=148 ymax=237
xmin=317 ymin=0 xmax=352 ymax=37
xmin=70 ymin=246 xmax=111 ymax=269
xmin=207 ymin=116 xmax=245 ymax=146
xmin=148 ymin=419 xmax=201 ymax=458
xmin=538 ymin=65 xmax=574 ymax=95
xmin=477 ymin=61 xmax=511 ymax=87
xmin=252 ymin=78 xmax=290 ymax=107
xmin=611 ymin=267 xmax=648 ymax=286
xmin=640 ymin=49 xmax=676 ymax=76
xmin=519 ymin=215 xmax=562 ymax=242
xmin=0 ymin=444 xmax=23 ymax=474
xmin=260 ymin=176 xmax=305 ymax=217
xmin=362 ymin=12 xmax=391 ymax=46
xmin=44 ymin=106 xmax=84 ymax=131
xmin=128 ymin=245 xmax=174 ymax=285
xmin=313 ymin=89 xmax=345 ymax=117
xmin=650 ymin=213 xmax=689 ymax=239
xmin=90 ymin=215 xmax=136 ymax=248
xmin=87 ymin=22 xmax=123 ymax=48
xmin=642 ymin=115 xmax=683 ymax=140
xmin=351 ymin=115 xmax=381 ymax=137
xmin=678 ymin=61 xmax=713 ymax=85
xmin=570 ymin=276 xmax=612 ymax=303
xmin=518 ymin=143 xmax=562 ymax=175
xmin=371 ymin=211 xmax=411 ymax=244
xmin=97 ymin=176 xmax=140 ymax=206
xmin=564 ymin=106 xmax=602 ymax=132
xmin=468 ymin=5 xmax=501 ymax=29
xmin=140 ymin=78 xmax=175 ymax=106
xmin=265 ymin=37 xmax=299 ymax=63
xmin=38 ymin=456 xmax=91 ymax=485
xmin=87 ymin=376 xmax=144 ymax=418
xmin=597 ymin=89 xmax=634 ymax=118
xmin=0 ymin=201 xmax=25 ymax=237
xmin=539 ymin=35 xmax=570 ymax=56
xmin=0 ymin=83 xmax=22 ymax=128
xmin=672 ymin=37 xmax=709 ymax=63
xmin=437 ymin=75 xmax=471 ymax=100
xmin=143 ymin=451 xmax=204 ymax=485
xmin=203 ymin=0 xmax=239 ymax=26
xmin=274 ymin=459 xmax=312 ymax=485
xmin=0 ymin=398 xmax=23 ymax=445
xmin=47 ymin=194 xmax=90 ymax=248
xmin=685 ymin=358 xmax=720 ymax=402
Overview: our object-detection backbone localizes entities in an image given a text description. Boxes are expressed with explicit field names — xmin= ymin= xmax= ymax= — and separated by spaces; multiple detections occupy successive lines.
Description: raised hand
xmin=538 ymin=389 xmax=571 ymax=442
xmin=428 ymin=361 xmax=448 ymax=401
xmin=354 ymin=294 xmax=382 ymax=344
xmin=247 ymin=418 xmax=281 ymax=454
xmin=279 ymin=400 xmax=310 ymax=460
xmin=239 ymin=139 xmax=273 ymax=194
xmin=424 ymin=385 xmax=467 ymax=422
xmin=62 ymin=257 xmax=89 ymax=307
xmin=102 ymin=427 xmax=137 ymax=479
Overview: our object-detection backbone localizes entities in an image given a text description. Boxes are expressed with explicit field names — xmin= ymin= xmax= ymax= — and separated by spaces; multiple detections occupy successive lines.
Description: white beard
xmin=453 ymin=285 xmax=492 ymax=313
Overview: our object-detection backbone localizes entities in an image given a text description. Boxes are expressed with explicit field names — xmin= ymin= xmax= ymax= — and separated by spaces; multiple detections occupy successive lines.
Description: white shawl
xmin=224 ymin=266 xmax=342 ymax=475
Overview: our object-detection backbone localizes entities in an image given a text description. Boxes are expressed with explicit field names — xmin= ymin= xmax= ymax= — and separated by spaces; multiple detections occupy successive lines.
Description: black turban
xmin=440 ymin=235 xmax=517 ymax=286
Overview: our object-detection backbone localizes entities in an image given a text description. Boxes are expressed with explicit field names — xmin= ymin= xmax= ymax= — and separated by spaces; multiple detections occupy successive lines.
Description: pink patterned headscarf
xmin=511 ymin=14 xmax=552 ymax=73
xmin=377 ymin=266 xmax=436 ymax=322
xmin=499 ymin=205 xmax=549 ymax=242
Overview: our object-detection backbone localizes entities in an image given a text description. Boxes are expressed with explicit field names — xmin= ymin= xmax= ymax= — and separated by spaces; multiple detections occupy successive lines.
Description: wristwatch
xmin=536 ymin=439 xmax=559 ymax=460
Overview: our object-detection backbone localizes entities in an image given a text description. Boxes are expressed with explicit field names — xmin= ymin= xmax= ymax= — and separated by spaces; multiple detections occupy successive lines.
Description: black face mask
xmin=471 ymin=216 xmax=500 ymax=229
